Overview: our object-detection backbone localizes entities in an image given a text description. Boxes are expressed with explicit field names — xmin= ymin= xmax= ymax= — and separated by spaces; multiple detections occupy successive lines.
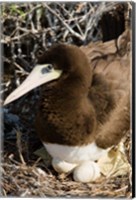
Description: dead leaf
xmin=98 ymin=141 xmax=131 ymax=177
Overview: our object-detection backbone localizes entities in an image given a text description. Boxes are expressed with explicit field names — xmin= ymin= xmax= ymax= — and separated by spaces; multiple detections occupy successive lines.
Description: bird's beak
xmin=4 ymin=64 xmax=62 ymax=106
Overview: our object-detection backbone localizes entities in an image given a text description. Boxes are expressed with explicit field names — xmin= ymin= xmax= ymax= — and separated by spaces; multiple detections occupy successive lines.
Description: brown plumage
xmin=35 ymin=30 xmax=130 ymax=148
xmin=96 ymin=91 xmax=130 ymax=148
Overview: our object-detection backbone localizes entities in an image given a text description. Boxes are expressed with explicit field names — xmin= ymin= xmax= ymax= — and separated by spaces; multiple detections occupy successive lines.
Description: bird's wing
xmin=81 ymin=29 xmax=131 ymax=102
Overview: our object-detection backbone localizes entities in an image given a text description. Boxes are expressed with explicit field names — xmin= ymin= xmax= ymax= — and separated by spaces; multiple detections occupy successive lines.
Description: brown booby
xmin=4 ymin=37 xmax=130 ymax=182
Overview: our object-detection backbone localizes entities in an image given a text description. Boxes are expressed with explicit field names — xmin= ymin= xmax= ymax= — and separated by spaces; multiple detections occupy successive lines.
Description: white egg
xmin=73 ymin=161 xmax=100 ymax=183
xmin=52 ymin=158 xmax=77 ymax=173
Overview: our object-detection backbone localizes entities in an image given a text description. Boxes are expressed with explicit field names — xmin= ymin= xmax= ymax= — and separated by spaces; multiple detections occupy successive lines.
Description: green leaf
xmin=34 ymin=147 xmax=52 ymax=166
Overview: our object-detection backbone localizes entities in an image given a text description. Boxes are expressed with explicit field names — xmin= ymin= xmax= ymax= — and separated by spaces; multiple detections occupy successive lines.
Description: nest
xmin=1 ymin=2 xmax=132 ymax=198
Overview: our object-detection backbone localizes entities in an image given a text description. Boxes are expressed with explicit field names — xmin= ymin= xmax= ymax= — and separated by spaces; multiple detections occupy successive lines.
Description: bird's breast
xmin=35 ymin=106 xmax=97 ymax=146
xmin=43 ymin=142 xmax=108 ymax=164
xmin=35 ymin=94 xmax=97 ymax=146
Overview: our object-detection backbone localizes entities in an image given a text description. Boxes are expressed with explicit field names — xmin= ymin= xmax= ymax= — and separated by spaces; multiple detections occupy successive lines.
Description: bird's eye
xmin=41 ymin=64 xmax=53 ymax=74
xmin=47 ymin=64 xmax=53 ymax=71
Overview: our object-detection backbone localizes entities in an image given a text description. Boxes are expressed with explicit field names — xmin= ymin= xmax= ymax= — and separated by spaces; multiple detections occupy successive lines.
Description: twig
xmin=57 ymin=3 xmax=84 ymax=36
xmin=43 ymin=3 xmax=84 ymax=41
xmin=14 ymin=128 xmax=26 ymax=165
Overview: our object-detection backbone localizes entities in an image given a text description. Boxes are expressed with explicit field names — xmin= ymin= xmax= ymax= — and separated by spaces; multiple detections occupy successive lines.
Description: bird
xmin=4 ymin=30 xmax=130 ymax=183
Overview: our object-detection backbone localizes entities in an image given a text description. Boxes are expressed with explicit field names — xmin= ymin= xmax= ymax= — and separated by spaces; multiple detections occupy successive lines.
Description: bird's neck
xmin=40 ymin=75 xmax=91 ymax=111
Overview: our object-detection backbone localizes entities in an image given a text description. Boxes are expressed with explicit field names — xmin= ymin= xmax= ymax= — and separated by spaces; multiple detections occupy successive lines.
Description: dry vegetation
xmin=1 ymin=2 xmax=132 ymax=198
